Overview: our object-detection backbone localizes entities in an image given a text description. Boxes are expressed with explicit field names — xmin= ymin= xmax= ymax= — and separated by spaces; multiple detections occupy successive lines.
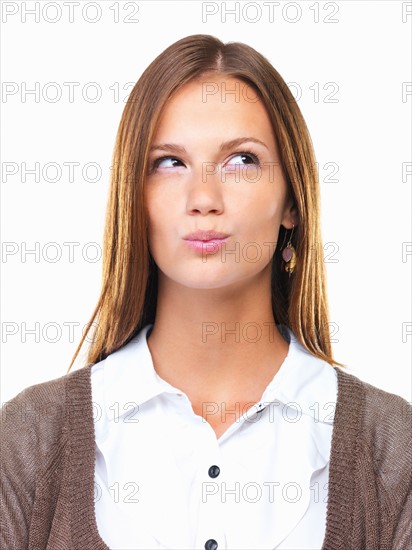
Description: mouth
xmin=182 ymin=234 xmax=230 ymax=254
xmin=183 ymin=230 xmax=230 ymax=241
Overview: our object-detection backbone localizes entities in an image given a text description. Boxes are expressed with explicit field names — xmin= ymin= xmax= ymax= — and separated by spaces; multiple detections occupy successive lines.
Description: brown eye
xmin=152 ymin=156 xmax=185 ymax=171
xmin=225 ymin=151 xmax=261 ymax=168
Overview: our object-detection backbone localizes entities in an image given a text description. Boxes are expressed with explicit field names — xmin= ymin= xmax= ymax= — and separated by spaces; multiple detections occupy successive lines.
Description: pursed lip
xmin=183 ymin=230 xmax=230 ymax=241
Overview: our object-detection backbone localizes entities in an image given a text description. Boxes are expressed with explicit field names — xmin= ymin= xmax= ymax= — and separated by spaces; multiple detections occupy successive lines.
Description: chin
xmin=179 ymin=275 xmax=234 ymax=290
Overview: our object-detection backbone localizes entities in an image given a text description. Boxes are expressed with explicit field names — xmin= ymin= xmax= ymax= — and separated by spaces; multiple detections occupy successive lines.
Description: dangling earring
xmin=281 ymin=224 xmax=297 ymax=277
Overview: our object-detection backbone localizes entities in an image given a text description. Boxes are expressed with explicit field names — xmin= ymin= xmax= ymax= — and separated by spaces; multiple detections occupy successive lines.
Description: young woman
xmin=1 ymin=34 xmax=411 ymax=550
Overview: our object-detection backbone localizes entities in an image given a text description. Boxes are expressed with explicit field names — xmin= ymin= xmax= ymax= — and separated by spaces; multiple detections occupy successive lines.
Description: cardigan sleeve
xmin=0 ymin=387 xmax=39 ymax=549
xmin=389 ymin=398 xmax=412 ymax=549
xmin=0 ymin=378 xmax=67 ymax=550
xmin=363 ymin=382 xmax=412 ymax=548
xmin=392 ymin=487 xmax=412 ymax=549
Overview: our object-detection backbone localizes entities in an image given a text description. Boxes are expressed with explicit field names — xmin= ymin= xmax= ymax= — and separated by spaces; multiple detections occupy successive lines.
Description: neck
xmin=146 ymin=266 xmax=289 ymax=403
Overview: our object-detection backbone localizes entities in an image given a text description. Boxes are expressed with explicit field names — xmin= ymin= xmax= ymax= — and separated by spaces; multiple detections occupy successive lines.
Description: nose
xmin=186 ymin=164 xmax=224 ymax=216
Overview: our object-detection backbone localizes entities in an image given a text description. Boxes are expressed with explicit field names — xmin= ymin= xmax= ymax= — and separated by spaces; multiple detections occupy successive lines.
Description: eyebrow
xmin=149 ymin=137 xmax=269 ymax=155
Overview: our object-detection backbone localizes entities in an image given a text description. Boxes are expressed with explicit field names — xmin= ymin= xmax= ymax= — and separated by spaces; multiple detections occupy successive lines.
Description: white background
xmin=1 ymin=0 xmax=411 ymax=404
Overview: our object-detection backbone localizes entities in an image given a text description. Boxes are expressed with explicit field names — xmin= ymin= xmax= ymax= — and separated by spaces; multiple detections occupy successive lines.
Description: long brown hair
xmin=67 ymin=34 xmax=345 ymax=372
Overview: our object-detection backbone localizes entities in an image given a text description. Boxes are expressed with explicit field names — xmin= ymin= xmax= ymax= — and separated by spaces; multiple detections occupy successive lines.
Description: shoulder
xmin=0 ymin=367 xmax=92 ymax=548
xmin=335 ymin=367 xmax=411 ymax=490
xmin=335 ymin=366 xmax=411 ymax=435
xmin=1 ymin=366 xmax=92 ymax=451
xmin=1 ymin=365 xmax=90 ymax=414
xmin=356 ymin=371 xmax=411 ymax=472
xmin=1 ymin=366 xmax=93 ymax=508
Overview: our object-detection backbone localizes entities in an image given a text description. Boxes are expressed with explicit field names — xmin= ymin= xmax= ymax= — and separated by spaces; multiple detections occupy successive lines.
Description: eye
xmin=225 ymin=151 xmax=261 ymax=170
xmin=151 ymin=156 xmax=185 ymax=171
xmin=148 ymin=150 xmax=262 ymax=175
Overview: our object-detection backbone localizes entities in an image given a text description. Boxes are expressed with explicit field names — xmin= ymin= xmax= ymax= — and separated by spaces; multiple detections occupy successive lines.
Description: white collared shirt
xmin=91 ymin=324 xmax=338 ymax=550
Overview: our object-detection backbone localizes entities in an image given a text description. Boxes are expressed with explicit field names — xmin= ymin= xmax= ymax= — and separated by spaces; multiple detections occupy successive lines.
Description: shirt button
xmin=204 ymin=539 xmax=218 ymax=550
xmin=208 ymin=465 xmax=220 ymax=478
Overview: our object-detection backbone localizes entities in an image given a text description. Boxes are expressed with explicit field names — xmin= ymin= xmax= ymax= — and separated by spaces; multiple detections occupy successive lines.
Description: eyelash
xmin=150 ymin=150 xmax=262 ymax=173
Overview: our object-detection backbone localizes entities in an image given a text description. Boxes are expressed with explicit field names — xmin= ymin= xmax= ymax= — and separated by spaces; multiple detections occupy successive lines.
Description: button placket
xmin=194 ymin=436 xmax=225 ymax=550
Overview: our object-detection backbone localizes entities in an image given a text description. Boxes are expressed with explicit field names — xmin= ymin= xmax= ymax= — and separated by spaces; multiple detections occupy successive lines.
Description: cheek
xmin=145 ymin=188 xmax=169 ymax=231
xmin=145 ymin=190 xmax=181 ymax=257
xmin=238 ymin=190 xmax=284 ymax=233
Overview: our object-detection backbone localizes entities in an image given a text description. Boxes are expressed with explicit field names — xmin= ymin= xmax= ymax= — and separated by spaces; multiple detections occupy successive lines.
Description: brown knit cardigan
xmin=1 ymin=365 xmax=411 ymax=549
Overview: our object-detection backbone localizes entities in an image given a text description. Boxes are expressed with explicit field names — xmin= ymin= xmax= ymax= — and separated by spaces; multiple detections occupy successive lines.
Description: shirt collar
xmin=102 ymin=324 xmax=176 ymax=420
xmin=101 ymin=323 xmax=337 ymax=427
xmin=260 ymin=324 xmax=338 ymax=424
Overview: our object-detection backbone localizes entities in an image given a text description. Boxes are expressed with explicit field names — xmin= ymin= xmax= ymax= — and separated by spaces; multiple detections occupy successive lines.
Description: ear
xmin=280 ymin=196 xmax=299 ymax=230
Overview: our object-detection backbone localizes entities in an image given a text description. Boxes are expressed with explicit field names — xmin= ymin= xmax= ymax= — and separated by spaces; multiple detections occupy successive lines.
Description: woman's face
xmin=145 ymin=75 xmax=297 ymax=290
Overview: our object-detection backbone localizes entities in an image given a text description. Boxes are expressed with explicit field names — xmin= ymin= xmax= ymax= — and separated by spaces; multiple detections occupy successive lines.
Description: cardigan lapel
xmin=321 ymin=367 xmax=365 ymax=549
xmin=67 ymin=365 xmax=110 ymax=549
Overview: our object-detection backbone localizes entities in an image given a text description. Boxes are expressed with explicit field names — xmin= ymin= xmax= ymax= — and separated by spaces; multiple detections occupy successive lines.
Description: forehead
xmin=153 ymin=76 xmax=274 ymax=141
xmin=170 ymin=75 xmax=260 ymax=104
